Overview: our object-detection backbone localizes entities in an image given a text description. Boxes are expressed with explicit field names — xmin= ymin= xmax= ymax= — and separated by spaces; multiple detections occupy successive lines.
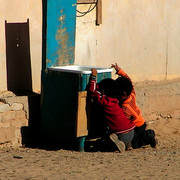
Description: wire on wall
xmin=76 ymin=1 xmax=97 ymax=17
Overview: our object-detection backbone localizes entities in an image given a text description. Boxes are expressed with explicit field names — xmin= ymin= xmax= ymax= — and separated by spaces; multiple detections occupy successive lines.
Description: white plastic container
xmin=48 ymin=65 xmax=112 ymax=74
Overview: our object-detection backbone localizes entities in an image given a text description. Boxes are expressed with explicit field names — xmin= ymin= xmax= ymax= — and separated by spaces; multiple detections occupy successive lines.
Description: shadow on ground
xmin=19 ymin=93 xmax=116 ymax=152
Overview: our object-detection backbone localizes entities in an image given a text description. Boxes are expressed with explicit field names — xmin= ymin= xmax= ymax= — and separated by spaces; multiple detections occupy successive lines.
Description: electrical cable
xmin=76 ymin=4 xmax=92 ymax=14
xmin=76 ymin=1 xmax=97 ymax=17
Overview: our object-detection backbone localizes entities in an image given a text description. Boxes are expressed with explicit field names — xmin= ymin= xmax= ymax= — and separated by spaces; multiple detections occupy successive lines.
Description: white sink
xmin=48 ymin=65 xmax=112 ymax=74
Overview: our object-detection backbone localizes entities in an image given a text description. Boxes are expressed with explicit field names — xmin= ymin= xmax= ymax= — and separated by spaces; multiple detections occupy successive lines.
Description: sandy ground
xmin=0 ymin=115 xmax=179 ymax=180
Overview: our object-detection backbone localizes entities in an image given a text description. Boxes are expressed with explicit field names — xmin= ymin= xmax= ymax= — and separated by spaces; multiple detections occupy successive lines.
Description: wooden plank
xmin=96 ymin=0 xmax=102 ymax=25
xmin=77 ymin=0 xmax=96 ymax=4
xmin=76 ymin=91 xmax=88 ymax=137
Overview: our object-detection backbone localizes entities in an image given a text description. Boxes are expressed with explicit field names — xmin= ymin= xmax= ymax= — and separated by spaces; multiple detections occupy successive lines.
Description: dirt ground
xmin=0 ymin=114 xmax=179 ymax=180
xmin=0 ymin=78 xmax=180 ymax=180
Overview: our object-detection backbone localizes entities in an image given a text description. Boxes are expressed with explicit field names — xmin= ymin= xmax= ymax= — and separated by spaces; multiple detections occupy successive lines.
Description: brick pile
xmin=0 ymin=91 xmax=28 ymax=147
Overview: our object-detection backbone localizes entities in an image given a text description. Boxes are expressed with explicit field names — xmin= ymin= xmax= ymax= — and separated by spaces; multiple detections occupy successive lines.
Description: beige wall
xmin=0 ymin=0 xmax=42 ymax=92
xmin=75 ymin=0 xmax=180 ymax=81
xmin=1 ymin=0 xmax=180 ymax=92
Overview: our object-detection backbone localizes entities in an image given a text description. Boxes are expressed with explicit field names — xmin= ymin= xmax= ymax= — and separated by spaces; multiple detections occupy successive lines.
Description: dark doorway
xmin=5 ymin=19 xmax=32 ymax=95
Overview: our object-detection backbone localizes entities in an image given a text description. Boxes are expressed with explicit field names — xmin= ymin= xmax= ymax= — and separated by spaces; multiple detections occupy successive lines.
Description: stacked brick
xmin=0 ymin=91 xmax=28 ymax=147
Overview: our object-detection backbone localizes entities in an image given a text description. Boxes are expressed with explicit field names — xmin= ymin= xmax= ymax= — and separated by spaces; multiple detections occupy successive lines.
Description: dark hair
xmin=99 ymin=78 xmax=116 ymax=98
xmin=115 ymin=76 xmax=133 ymax=96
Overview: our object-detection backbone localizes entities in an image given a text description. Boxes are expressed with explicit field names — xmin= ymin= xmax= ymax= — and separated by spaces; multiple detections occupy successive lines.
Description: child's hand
xmin=91 ymin=68 xmax=97 ymax=76
xmin=111 ymin=63 xmax=121 ymax=72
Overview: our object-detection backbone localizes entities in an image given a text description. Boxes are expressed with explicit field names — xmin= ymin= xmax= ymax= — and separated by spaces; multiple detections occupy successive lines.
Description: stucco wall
xmin=75 ymin=0 xmax=180 ymax=82
xmin=134 ymin=78 xmax=180 ymax=121
xmin=0 ymin=0 xmax=42 ymax=92
xmin=1 ymin=1 xmax=180 ymax=92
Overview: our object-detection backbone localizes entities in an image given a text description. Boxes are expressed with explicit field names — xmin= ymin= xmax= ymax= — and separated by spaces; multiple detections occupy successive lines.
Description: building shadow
xmin=21 ymin=93 xmax=42 ymax=146
xmin=20 ymin=93 xmax=79 ymax=151
xmin=5 ymin=19 xmax=32 ymax=95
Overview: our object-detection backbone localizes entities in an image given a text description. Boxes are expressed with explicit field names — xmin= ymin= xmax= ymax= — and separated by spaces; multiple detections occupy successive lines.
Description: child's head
xmin=115 ymin=76 xmax=133 ymax=101
xmin=99 ymin=78 xmax=116 ymax=98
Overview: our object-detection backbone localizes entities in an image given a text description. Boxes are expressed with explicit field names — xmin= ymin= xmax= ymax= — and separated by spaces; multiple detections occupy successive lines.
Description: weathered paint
xmin=41 ymin=0 xmax=80 ymax=144
xmin=45 ymin=0 xmax=77 ymax=68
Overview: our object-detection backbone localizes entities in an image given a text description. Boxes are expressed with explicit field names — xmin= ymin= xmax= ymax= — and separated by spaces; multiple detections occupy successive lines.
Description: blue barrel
xmin=41 ymin=66 xmax=112 ymax=141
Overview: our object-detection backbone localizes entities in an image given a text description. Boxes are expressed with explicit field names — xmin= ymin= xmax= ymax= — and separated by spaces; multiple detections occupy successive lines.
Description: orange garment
xmin=117 ymin=69 xmax=145 ymax=127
